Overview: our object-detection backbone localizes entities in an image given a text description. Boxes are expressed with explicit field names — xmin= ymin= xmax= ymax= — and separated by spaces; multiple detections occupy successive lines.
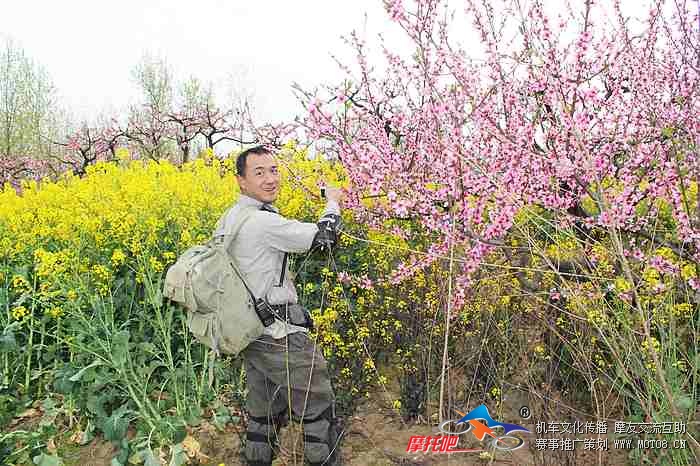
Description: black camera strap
xmin=278 ymin=253 xmax=288 ymax=286
xmin=229 ymin=259 xmax=257 ymax=304
xmin=260 ymin=203 xmax=289 ymax=288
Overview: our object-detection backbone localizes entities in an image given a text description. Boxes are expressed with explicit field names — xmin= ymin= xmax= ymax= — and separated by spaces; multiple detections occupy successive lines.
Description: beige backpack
xmin=162 ymin=206 xmax=263 ymax=356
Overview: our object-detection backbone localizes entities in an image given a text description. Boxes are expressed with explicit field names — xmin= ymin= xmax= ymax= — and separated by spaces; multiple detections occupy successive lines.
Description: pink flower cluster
xmin=299 ymin=0 xmax=700 ymax=309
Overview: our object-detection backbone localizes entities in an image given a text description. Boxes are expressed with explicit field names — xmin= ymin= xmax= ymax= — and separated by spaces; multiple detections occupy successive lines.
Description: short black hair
xmin=236 ymin=145 xmax=272 ymax=177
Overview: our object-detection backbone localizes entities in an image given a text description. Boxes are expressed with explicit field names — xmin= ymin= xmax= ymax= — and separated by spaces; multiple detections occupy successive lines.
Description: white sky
xmin=0 ymin=0 xmax=654 ymax=127
xmin=0 ymin=0 xmax=404 ymax=125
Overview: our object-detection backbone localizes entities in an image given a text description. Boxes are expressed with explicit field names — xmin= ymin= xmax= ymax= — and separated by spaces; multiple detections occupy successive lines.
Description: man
xmin=213 ymin=145 xmax=343 ymax=466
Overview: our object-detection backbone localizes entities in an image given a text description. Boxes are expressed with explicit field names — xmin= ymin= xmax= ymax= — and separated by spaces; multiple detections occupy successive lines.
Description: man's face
xmin=237 ymin=152 xmax=280 ymax=204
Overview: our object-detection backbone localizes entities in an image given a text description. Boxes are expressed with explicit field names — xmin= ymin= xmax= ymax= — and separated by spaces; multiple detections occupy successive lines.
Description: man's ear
xmin=236 ymin=175 xmax=246 ymax=192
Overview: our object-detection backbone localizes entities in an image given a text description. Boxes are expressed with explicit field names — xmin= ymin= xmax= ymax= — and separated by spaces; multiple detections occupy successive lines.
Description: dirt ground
xmin=5 ymin=388 xmax=632 ymax=466
xmin=57 ymin=398 xmax=535 ymax=466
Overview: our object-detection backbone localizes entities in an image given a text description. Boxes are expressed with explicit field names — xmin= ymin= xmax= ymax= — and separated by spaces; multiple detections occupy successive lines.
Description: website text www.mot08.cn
xmin=533 ymin=421 xmax=688 ymax=452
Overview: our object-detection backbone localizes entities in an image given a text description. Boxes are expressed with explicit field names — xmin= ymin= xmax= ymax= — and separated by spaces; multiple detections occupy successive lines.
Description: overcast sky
xmin=0 ymin=0 xmax=406 ymax=125
xmin=1 ymin=0 xmax=653 ymax=127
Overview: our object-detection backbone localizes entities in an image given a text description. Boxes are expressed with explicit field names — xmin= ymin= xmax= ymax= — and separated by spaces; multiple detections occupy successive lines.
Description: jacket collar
xmin=238 ymin=194 xmax=278 ymax=212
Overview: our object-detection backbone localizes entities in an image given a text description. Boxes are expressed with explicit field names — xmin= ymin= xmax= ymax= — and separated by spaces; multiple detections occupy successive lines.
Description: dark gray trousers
xmin=242 ymin=330 xmax=340 ymax=466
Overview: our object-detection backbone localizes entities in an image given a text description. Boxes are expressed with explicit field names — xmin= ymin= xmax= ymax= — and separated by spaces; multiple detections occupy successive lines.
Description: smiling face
xmin=236 ymin=152 xmax=280 ymax=204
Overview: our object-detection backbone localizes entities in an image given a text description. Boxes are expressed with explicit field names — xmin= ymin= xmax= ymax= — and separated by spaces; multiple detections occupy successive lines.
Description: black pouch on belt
xmin=300 ymin=306 xmax=315 ymax=331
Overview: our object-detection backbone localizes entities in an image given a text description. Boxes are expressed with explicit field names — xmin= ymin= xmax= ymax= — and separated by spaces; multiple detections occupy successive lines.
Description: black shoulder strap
xmin=278 ymin=253 xmax=288 ymax=287
xmin=230 ymin=259 xmax=258 ymax=303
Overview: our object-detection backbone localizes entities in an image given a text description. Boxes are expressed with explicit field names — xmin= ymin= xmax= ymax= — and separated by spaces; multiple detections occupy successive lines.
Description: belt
xmin=268 ymin=303 xmax=313 ymax=329
xmin=270 ymin=303 xmax=293 ymax=312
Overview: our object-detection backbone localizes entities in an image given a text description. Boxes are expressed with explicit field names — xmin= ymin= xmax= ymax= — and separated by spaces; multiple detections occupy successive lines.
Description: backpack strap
xmin=215 ymin=206 xmax=258 ymax=301
xmin=221 ymin=206 xmax=258 ymax=252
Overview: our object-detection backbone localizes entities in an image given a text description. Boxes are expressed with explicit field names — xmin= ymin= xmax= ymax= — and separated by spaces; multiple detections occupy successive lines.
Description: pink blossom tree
xmin=0 ymin=155 xmax=54 ymax=189
xmin=52 ymin=123 xmax=122 ymax=175
xmin=300 ymin=0 xmax=699 ymax=304
xmin=299 ymin=0 xmax=699 ymax=447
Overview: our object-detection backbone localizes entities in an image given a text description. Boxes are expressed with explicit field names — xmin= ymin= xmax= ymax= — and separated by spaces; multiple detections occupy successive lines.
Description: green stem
xmin=197 ymin=345 xmax=207 ymax=405
xmin=23 ymin=275 xmax=40 ymax=393
xmin=52 ymin=333 xmax=109 ymax=366
xmin=37 ymin=320 xmax=45 ymax=398
xmin=54 ymin=317 xmax=60 ymax=373
xmin=126 ymin=363 xmax=162 ymax=423
xmin=2 ymin=317 xmax=8 ymax=388
xmin=2 ymin=352 xmax=7 ymax=388
xmin=2 ymin=267 xmax=8 ymax=387
xmin=24 ymin=311 xmax=34 ymax=394
xmin=149 ymin=273 xmax=183 ymax=415
xmin=120 ymin=366 xmax=159 ymax=432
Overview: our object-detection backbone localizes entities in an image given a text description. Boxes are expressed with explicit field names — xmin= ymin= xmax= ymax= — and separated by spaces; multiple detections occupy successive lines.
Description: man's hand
xmin=325 ymin=187 xmax=344 ymax=204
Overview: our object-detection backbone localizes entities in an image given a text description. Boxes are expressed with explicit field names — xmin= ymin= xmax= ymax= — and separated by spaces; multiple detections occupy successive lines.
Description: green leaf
xmin=80 ymin=420 xmax=95 ymax=445
xmin=103 ymin=405 xmax=130 ymax=443
xmin=69 ymin=360 xmax=104 ymax=382
xmin=115 ymin=439 xmax=130 ymax=465
xmin=136 ymin=361 xmax=165 ymax=380
xmin=39 ymin=397 xmax=60 ymax=426
xmin=185 ymin=405 xmax=203 ymax=426
xmin=128 ymin=448 xmax=160 ymax=466
xmin=147 ymin=286 xmax=163 ymax=308
xmin=142 ymin=449 xmax=161 ymax=466
xmin=112 ymin=330 xmax=131 ymax=367
xmin=137 ymin=342 xmax=157 ymax=355
xmin=42 ymin=397 xmax=56 ymax=412
xmin=32 ymin=453 xmax=63 ymax=466
xmin=87 ymin=393 xmax=108 ymax=417
xmin=172 ymin=422 xmax=187 ymax=444
xmin=168 ymin=444 xmax=187 ymax=466
xmin=211 ymin=411 xmax=231 ymax=430
xmin=0 ymin=331 xmax=17 ymax=353
xmin=675 ymin=394 xmax=694 ymax=413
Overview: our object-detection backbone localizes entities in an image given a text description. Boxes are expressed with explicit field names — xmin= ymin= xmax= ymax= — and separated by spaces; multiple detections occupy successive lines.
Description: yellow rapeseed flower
xmin=111 ymin=249 xmax=127 ymax=266
xmin=10 ymin=275 xmax=29 ymax=290
xmin=11 ymin=305 xmax=28 ymax=320
xmin=149 ymin=257 xmax=164 ymax=273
